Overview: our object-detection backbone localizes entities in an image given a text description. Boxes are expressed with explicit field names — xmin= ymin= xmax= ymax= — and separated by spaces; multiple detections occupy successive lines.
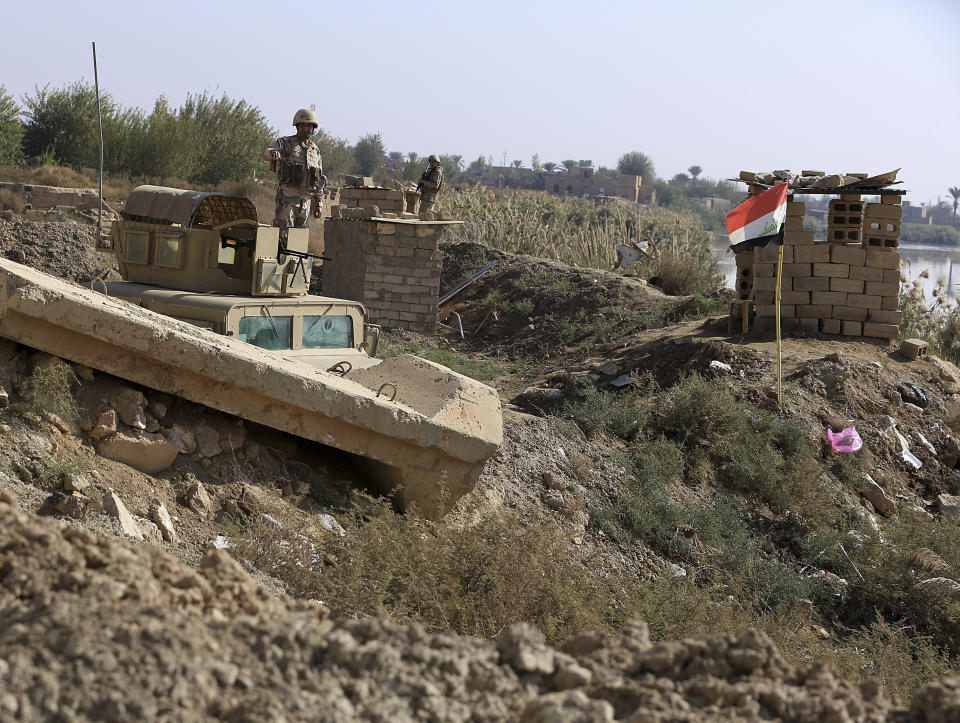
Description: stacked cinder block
xmin=862 ymin=195 xmax=902 ymax=250
xmin=745 ymin=194 xmax=902 ymax=340
xmin=828 ymin=194 xmax=863 ymax=244
xmin=323 ymin=218 xmax=447 ymax=333
xmin=338 ymin=186 xmax=415 ymax=218
xmin=734 ymin=251 xmax=753 ymax=300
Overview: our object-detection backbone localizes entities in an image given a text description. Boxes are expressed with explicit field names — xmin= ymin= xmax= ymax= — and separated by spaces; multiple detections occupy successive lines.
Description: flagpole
xmin=775 ymin=243 xmax=783 ymax=408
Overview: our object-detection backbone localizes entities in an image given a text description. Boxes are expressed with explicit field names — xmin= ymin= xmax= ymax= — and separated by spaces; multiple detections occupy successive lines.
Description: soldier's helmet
xmin=428 ymin=154 xmax=439 ymax=163
xmin=293 ymin=109 xmax=319 ymax=128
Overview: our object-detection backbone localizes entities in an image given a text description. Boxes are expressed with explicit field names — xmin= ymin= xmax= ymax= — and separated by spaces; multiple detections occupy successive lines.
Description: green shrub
xmin=25 ymin=362 xmax=79 ymax=425
xmin=559 ymin=378 xmax=652 ymax=442
xmin=239 ymin=499 xmax=634 ymax=645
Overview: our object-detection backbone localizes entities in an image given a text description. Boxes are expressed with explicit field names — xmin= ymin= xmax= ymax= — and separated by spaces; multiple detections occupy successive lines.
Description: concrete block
xmin=829 ymin=200 xmax=863 ymax=214
xmin=899 ymin=338 xmax=929 ymax=360
xmin=811 ymin=291 xmax=847 ymax=305
xmin=786 ymin=201 xmax=806 ymax=216
xmin=821 ymin=318 xmax=842 ymax=334
xmin=782 ymin=263 xmax=812 ymax=277
xmin=756 ymin=304 xmax=796 ymax=318
xmin=754 ymin=245 xmax=793 ymax=263
xmin=754 ymin=291 xmax=775 ymax=304
xmin=833 ymin=305 xmax=868 ymax=322
xmin=841 ymin=321 xmax=862 ymax=336
xmin=880 ymin=194 xmax=902 ymax=205
xmin=784 ymin=216 xmax=805 ymax=232
xmin=793 ymin=318 xmax=820 ymax=335
xmin=863 ymin=322 xmax=899 ymax=339
xmin=841 ymin=193 xmax=862 ymax=202
xmin=863 ymin=219 xmax=901 ymax=237
xmin=794 ymin=244 xmax=831 ymax=263
xmin=753 ymin=262 xmax=776 ymax=277
xmin=753 ymin=277 xmax=778 ymax=292
xmin=830 ymin=244 xmax=866 ymax=266
xmin=850 ymin=265 xmax=885 ymax=282
xmin=864 ymin=203 xmax=903 ymax=220
xmin=881 ymin=295 xmax=899 ymax=310
xmin=831 ymin=277 xmax=864 ymax=294
xmin=883 ymin=269 xmax=901 ymax=283
xmin=864 ymin=236 xmax=900 ymax=250
xmin=783 ymin=230 xmax=814 ymax=244
xmin=847 ymin=294 xmax=882 ymax=309
xmin=865 ymin=249 xmax=901 ymax=269
xmin=794 ymin=276 xmax=830 ymax=292
xmin=868 ymin=309 xmax=903 ymax=324
xmin=781 ymin=291 xmax=810 ymax=305
xmin=813 ymin=263 xmax=850 ymax=278
xmin=375 ymin=223 xmax=396 ymax=235
xmin=830 ymin=228 xmax=862 ymax=243
xmin=864 ymin=281 xmax=899 ymax=297
xmin=797 ymin=304 xmax=832 ymax=318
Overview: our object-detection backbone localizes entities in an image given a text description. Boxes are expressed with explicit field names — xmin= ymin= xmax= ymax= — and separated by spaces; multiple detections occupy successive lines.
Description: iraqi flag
xmin=726 ymin=182 xmax=789 ymax=253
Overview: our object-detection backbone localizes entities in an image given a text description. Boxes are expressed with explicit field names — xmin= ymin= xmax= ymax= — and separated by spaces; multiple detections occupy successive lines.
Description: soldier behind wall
xmin=262 ymin=109 xmax=327 ymax=229
xmin=417 ymin=155 xmax=444 ymax=216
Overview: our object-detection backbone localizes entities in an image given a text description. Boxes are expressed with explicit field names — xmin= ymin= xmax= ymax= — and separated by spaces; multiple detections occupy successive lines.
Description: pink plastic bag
xmin=827 ymin=426 xmax=862 ymax=454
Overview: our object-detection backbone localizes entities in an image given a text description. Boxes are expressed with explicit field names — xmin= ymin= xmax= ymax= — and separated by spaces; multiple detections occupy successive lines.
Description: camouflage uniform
xmin=264 ymin=135 xmax=325 ymax=228
xmin=418 ymin=163 xmax=443 ymax=214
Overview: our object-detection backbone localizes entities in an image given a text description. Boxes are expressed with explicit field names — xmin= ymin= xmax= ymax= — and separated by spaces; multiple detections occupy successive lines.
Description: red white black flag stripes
xmin=726 ymin=182 xmax=789 ymax=253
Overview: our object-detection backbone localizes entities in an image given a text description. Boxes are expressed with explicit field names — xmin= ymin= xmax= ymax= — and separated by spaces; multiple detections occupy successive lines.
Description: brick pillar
xmin=322 ymin=218 xmax=445 ymax=333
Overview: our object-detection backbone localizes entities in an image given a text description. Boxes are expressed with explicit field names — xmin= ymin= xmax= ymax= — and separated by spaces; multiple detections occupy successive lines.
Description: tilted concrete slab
xmin=0 ymin=259 xmax=502 ymax=516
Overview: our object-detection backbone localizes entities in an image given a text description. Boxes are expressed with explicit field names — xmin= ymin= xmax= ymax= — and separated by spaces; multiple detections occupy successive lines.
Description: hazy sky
xmin=2 ymin=0 xmax=958 ymax=204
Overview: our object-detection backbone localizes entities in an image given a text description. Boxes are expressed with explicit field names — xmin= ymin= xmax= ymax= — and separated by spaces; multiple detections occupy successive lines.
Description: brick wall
xmin=735 ymin=193 xmax=903 ymax=339
xmin=322 ymin=218 xmax=449 ymax=333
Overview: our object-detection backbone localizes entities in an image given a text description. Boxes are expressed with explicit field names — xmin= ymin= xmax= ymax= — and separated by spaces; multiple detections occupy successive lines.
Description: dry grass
xmin=442 ymin=186 xmax=720 ymax=295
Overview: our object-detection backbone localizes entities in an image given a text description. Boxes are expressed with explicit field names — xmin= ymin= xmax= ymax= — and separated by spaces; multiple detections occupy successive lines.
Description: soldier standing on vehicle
xmin=262 ymin=109 xmax=326 ymax=228
xmin=417 ymin=154 xmax=443 ymax=215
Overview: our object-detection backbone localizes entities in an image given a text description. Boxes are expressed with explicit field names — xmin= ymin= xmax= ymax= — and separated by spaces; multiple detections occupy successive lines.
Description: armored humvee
xmin=107 ymin=185 xmax=380 ymax=370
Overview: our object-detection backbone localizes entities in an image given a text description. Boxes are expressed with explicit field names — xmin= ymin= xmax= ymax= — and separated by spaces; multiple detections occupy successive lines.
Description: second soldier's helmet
xmin=428 ymin=154 xmax=439 ymax=162
xmin=293 ymin=109 xmax=319 ymax=128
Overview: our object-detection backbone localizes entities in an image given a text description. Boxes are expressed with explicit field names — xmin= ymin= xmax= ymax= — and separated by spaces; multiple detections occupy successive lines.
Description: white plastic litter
xmin=894 ymin=429 xmax=922 ymax=469
xmin=904 ymin=403 xmax=924 ymax=413
xmin=670 ymin=563 xmax=687 ymax=577
xmin=709 ymin=360 xmax=733 ymax=372
xmin=210 ymin=535 xmax=233 ymax=549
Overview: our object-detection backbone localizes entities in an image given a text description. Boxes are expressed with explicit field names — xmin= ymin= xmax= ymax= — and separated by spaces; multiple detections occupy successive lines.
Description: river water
xmin=714 ymin=241 xmax=960 ymax=302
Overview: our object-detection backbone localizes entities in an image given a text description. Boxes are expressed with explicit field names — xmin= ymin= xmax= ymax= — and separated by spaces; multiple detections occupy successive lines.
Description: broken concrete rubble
xmin=103 ymin=490 xmax=143 ymax=540
xmin=97 ymin=430 xmax=179 ymax=474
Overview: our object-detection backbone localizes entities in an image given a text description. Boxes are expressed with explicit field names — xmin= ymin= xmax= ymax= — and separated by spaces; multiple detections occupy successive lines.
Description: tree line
xmin=0 ymin=81 xmax=741 ymax=213
xmin=0 ymin=82 xmax=439 ymax=186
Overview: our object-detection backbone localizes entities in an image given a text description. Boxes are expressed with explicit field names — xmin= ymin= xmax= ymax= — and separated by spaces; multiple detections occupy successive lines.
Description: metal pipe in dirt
xmin=92 ymin=42 xmax=104 ymax=246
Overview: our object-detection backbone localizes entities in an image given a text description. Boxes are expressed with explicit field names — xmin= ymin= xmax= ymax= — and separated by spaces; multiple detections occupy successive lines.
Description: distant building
xmin=471 ymin=165 xmax=645 ymax=204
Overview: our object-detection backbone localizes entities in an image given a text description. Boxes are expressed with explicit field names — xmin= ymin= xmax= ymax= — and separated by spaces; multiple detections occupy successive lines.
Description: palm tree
xmin=561 ymin=159 xmax=578 ymax=174
xmin=688 ymin=165 xmax=703 ymax=180
xmin=543 ymin=162 xmax=558 ymax=173
xmin=949 ymin=186 xmax=960 ymax=226
xmin=407 ymin=152 xmax=419 ymax=165
xmin=511 ymin=159 xmax=522 ymax=168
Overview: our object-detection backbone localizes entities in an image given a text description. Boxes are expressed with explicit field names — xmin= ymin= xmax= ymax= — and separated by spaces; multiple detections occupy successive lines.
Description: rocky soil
xmin=3 ymin=215 xmax=960 ymax=720
xmin=7 ymin=490 xmax=960 ymax=722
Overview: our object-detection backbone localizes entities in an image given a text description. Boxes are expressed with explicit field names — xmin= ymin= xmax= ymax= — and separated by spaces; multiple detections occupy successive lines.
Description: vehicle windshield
xmin=238 ymin=316 xmax=293 ymax=350
xmin=303 ymin=314 xmax=353 ymax=349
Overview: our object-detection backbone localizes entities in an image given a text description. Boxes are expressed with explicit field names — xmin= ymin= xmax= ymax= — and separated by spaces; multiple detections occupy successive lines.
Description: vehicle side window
xmin=303 ymin=315 xmax=353 ymax=349
xmin=238 ymin=316 xmax=293 ymax=350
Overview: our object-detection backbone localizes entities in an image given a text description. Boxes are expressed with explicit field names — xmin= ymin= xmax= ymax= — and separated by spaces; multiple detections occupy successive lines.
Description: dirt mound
xmin=0 ymin=217 xmax=115 ymax=283
xmin=438 ymin=240 xmax=703 ymax=362
xmin=6 ymin=490 xmax=952 ymax=722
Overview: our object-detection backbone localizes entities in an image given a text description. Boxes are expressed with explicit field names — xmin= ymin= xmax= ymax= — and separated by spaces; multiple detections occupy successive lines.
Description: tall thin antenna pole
xmin=92 ymin=42 xmax=104 ymax=245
